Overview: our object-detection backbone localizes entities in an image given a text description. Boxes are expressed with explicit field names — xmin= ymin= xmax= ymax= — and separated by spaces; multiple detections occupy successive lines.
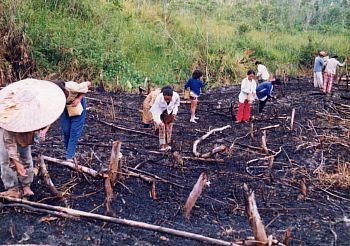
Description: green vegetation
xmin=1 ymin=0 xmax=350 ymax=90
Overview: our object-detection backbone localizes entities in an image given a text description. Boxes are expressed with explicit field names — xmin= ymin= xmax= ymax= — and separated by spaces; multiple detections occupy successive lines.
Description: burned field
xmin=1 ymin=78 xmax=350 ymax=246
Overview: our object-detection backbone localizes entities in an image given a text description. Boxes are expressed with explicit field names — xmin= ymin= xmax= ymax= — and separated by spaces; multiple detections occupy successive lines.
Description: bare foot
xmin=22 ymin=186 xmax=34 ymax=197
xmin=15 ymin=163 xmax=27 ymax=177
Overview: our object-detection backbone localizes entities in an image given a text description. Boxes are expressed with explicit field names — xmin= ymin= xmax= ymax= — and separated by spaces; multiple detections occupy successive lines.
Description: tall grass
xmin=2 ymin=0 xmax=349 ymax=90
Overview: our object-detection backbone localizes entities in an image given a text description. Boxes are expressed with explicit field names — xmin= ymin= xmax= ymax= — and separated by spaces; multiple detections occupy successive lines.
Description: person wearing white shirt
xmin=236 ymin=70 xmax=257 ymax=123
xmin=323 ymin=54 xmax=347 ymax=93
xmin=150 ymin=86 xmax=180 ymax=151
xmin=255 ymin=61 xmax=269 ymax=83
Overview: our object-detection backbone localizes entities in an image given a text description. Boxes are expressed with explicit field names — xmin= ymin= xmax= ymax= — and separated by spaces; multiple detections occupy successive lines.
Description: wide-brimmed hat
xmin=0 ymin=78 xmax=66 ymax=132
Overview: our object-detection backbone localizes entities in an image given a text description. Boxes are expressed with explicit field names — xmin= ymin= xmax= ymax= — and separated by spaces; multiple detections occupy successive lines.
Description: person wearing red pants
xmin=236 ymin=70 xmax=257 ymax=123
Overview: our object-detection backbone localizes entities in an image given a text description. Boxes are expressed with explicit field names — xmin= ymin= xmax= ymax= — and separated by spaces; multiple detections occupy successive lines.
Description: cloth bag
xmin=66 ymin=103 xmax=83 ymax=117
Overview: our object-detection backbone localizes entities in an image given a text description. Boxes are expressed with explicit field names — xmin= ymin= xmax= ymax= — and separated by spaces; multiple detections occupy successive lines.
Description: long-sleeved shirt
xmin=325 ymin=58 xmax=345 ymax=74
xmin=150 ymin=92 xmax=180 ymax=124
xmin=184 ymin=78 xmax=205 ymax=96
xmin=65 ymin=81 xmax=90 ymax=104
xmin=256 ymin=82 xmax=273 ymax=101
xmin=314 ymin=56 xmax=325 ymax=72
xmin=238 ymin=77 xmax=257 ymax=103
xmin=2 ymin=130 xmax=33 ymax=162
xmin=257 ymin=64 xmax=269 ymax=81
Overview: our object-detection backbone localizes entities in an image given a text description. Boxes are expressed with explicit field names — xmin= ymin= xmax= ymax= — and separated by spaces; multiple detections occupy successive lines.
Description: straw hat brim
xmin=0 ymin=79 xmax=66 ymax=132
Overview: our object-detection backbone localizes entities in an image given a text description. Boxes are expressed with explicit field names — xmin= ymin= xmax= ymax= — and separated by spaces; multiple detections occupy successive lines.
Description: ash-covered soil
xmin=1 ymin=77 xmax=350 ymax=246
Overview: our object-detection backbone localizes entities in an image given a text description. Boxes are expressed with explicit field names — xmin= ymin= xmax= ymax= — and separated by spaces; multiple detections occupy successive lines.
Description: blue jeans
xmin=59 ymin=97 xmax=87 ymax=159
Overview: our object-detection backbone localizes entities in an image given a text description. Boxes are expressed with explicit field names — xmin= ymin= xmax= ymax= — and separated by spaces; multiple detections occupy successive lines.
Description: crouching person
xmin=150 ymin=86 xmax=180 ymax=151
xmin=142 ymin=88 xmax=161 ymax=128
xmin=256 ymin=78 xmax=281 ymax=114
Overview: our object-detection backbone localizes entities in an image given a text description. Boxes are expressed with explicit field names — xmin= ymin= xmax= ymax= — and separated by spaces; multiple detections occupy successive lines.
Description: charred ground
xmin=1 ymin=78 xmax=350 ymax=246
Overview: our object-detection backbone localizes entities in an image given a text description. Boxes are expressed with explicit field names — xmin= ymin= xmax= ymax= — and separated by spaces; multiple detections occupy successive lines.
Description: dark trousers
xmin=259 ymin=98 xmax=268 ymax=113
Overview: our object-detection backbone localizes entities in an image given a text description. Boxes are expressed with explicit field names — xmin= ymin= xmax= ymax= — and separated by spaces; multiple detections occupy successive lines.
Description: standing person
xmin=255 ymin=61 xmax=269 ymax=84
xmin=236 ymin=70 xmax=257 ymax=123
xmin=0 ymin=79 xmax=66 ymax=197
xmin=184 ymin=69 xmax=205 ymax=123
xmin=313 ymin=51 xmax=326 ymax=89
xmin=142 ymin=88 xmax=161 ymax=128
xmin=256 ymin=78 xmax=281 ymax=114
xmin=150 ymin=86 xmax=180 ymax=151
xmin=323 ymin=54 xmax=347 ymax=94
xmin=51 ymin=80 xmax=91 ymax=161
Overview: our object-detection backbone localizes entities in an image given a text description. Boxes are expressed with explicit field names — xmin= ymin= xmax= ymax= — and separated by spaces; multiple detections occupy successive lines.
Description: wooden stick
xmin=1 ymin=196 xmax=237 ymax=246
xmin=39 ymin=156 xmax=62 ymax=198
xmin=290 ymin=108 xmax=295 ymax=131
xmin=193 ymin=125 xmax=231 ymax=157
xmin=42 ymin=155 xmax=99 ymax=177
xmin=110 ymin=96 xmax=116 ymax=121
xmin=247 ymin=147 xmax=282 ymax=164
xmin=201 ymin=145 xmax=227 ymax=158
xmin=182 ymin=156 xmax=225 ymax=163
xmin=184 ymin=173 xmax=208 ymax=219
xmin=109 ymin=141 xmax=122 ymax=186
xmin=243 ymin=184 xmax=268 ymax=242
xmin=261 ymin=130 xmax=268 ymax=154
xmin=260 ymin=124 xmax=280 ymax=131
xmin=98 ymin=119 xmax=156 ymax=138
xmin=250 ymin=123 xmax=254 ymax=144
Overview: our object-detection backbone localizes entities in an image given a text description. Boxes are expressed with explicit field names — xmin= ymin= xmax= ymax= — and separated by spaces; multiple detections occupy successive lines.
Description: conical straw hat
xmin=0 ymin=78 xmax=66 ymax=132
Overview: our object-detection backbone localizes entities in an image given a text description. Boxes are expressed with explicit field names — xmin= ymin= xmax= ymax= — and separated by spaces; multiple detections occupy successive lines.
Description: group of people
xmin=0 ymin=79 xmax=91 ymax=198
xmin=142 ymin=63 xmax=280 ymax=151
xmin=3 ymin=52 xmax=341 ymax=198
xmin=313 ymin=51 xmax=347 ymax=94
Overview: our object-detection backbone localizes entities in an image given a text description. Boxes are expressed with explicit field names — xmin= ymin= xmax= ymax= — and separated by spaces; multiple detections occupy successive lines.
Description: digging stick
xmin=0 ymin=196 xmax=238 ymax=246
xmin=183 ymin=172 xmax=208 ymax=219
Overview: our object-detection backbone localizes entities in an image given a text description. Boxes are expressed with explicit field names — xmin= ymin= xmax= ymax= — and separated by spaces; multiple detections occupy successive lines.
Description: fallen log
xmin=184 ymin=172 xmax=208 ymax=219
xmin=193 ymin=125 xmax=231 ymax=157
xmin=243 ymin=184 xmax=268 ymax=243
xmin=0 ymin=196 xmax=238 ymax=246
xmin=201 ymin=144 xmax=227 ymax=158
xmin=42 ymin=155 xmax=99 ymax=177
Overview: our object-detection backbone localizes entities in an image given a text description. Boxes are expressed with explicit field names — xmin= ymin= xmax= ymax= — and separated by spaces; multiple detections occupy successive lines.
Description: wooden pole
xmin=243 ymin=184 xmax=268 ymax=242
xmin=184 ymin=172 xmax=208 ymax=219
xmin=1 ymin=196 xmax=238 ymax=246
xmin=250 ymin=123 xmax=254 ymax=144
xmin=110 ymin=96 xmax=116 ymax=121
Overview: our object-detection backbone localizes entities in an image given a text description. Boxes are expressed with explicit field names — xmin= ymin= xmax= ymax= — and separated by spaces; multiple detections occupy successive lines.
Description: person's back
xmin=256 ymin=82 xmax=273 ymax=100
xmin=325 ymin=57 xmax=341 ymax=74
xmin=314 ymin=56 xmax=324 ymax=72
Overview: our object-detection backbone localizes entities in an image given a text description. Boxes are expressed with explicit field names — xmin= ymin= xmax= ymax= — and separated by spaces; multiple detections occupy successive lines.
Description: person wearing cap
xmin=150 ymin=86 xmax=180 ymax=151
xmin=142 ymin=88 xmax=161 ymax=128
xmin=255 ymin=61 xmax=270 ymax=84
xmin=0 ymin=79 xmax=66 ymax=197
xmin=256 ymin=78 xmax=281 ymax=114
xmin=184 ymin=69 xmax=205 ymax=123
xmin=323 ymin=54 xmax=347 ymax=94
xmin=51 ymin=80 xmax=91 ymax=161
xmin=236 ymin=70 xmax=257 ymax=123
xmin=313 ymin=51 xmax=326 ymax=89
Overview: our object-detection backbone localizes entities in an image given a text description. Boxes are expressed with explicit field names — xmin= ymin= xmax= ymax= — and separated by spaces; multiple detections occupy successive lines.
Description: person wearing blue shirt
xmin=256 ymin=78 xmax=281 ymax=113
xmin=184 ymin=70 xmax=205 ymax=123
xmin=313 ymin=51 xmax=326 ymax=89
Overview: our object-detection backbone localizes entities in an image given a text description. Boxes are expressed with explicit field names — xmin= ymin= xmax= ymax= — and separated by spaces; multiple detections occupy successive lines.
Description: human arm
xmin=3 ymin=131 xmax=27 ymax=176
xmin=171 ymin=93 xmax=180 ymax=120
xmin=39 ymin=125 xmax=50 ymax=142
xmin=184 ymin=79 xmax=190 ymax=90
xmin=71 ymin=93 xmax=84 ymax=107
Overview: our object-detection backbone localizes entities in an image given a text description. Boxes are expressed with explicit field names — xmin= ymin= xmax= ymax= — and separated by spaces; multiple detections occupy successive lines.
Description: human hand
xmin=71 ymin=98 xmax=81 ymax=107
xmin=39 ymin=130 xmax=47 ymax=142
